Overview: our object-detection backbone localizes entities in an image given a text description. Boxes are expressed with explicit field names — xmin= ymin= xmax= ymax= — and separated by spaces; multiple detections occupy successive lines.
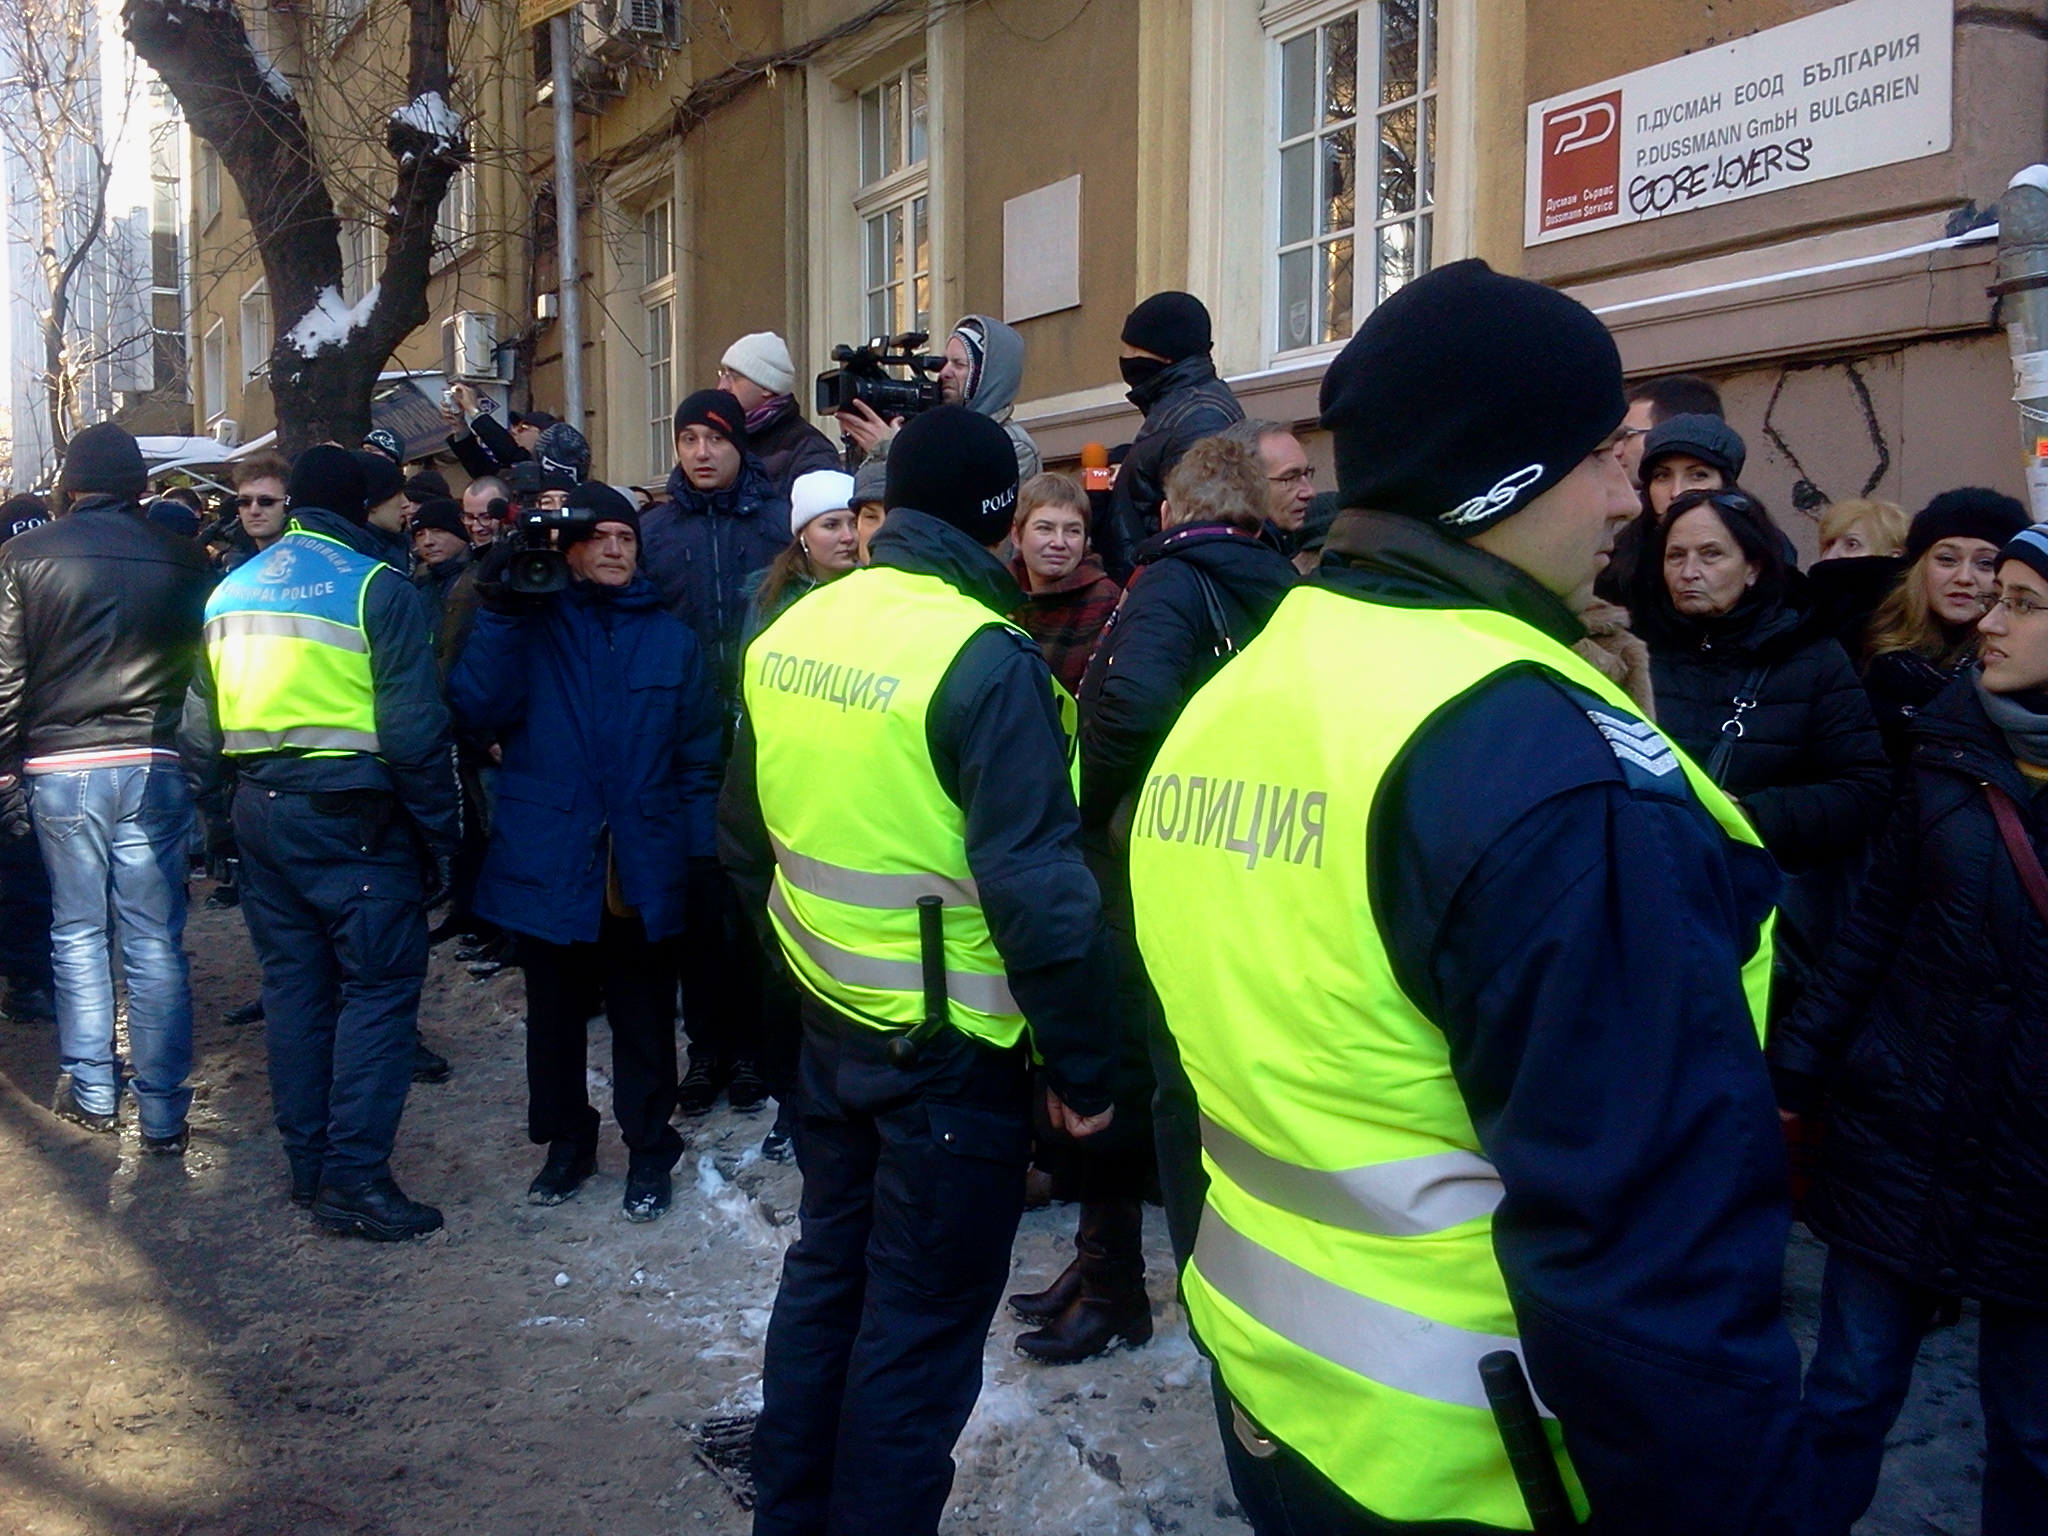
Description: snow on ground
xmin=0 ymin=891 xmax=1990 ymax=1533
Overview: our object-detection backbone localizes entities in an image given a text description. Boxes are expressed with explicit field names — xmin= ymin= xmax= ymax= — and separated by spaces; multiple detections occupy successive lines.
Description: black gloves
xmin=0 ymin=778 xmax=28 ymax=841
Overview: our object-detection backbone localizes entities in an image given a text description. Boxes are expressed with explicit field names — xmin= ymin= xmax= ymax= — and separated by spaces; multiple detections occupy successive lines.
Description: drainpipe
xmin=1995 ymin=165 xmax=2048 ymax=521
xmin=550 ymin=10 xmax=584 ymax=431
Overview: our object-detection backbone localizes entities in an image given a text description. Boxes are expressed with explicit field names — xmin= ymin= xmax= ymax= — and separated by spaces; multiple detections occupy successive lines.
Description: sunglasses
xmin=237 ymin=494 xmax=283 ymax=509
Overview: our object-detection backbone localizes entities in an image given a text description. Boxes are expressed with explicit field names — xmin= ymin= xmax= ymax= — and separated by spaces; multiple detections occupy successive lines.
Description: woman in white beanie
xmin=742 ymin=469 xmax=862 ymax=649
xmin=717 ymin=332 xmax=841 ymax=494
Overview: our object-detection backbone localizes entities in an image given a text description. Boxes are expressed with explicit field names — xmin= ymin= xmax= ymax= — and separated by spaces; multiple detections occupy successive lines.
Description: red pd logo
xmin=1539 ymin=91 xmax=1622 ymax=235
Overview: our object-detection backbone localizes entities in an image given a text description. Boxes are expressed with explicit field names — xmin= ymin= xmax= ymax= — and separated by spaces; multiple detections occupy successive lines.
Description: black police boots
xmin=312 ymin=1177 xmax=444 ymax=1241
xmin=528 ymin=1138 xmax=598 ymax=1205
xmin=622 ymin=1161 xmax=673 ymax=1223
xmin=1014 ymin=1200 xmax=1152 ymax=1364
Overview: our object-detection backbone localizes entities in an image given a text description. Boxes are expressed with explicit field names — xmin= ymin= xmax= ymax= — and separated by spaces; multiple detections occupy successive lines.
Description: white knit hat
xmin=789 ymin=470 xmax=855 ymax=536
xmin=720 ymin=331 xmax=796 ymax=397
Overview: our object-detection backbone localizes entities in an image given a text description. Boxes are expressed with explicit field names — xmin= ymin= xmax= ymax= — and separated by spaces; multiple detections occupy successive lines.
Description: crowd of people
xmin=0 ymin=262 xmax=2043 ymax=1536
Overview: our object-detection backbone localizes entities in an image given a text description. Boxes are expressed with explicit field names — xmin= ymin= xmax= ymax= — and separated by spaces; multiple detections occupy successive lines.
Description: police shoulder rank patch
xmin=1585 ymin=709 xmax=1680 ymax=780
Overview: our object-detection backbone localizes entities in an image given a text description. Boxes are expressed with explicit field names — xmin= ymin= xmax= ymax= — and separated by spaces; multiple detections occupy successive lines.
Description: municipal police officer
xmin=1129 ymin=263 xmax=1812 ymax=1535
xmin=184 ymin=446 xmax=460 ymax=1240
xmin=721 ymin=406 xmax=1119 ymax=1536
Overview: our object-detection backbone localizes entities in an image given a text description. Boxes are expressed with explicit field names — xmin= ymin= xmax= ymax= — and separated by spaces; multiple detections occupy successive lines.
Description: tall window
xmin=433 ymin=163 xmax=476 ymax=268
xmin=640 ymin=199 xmax=676 ymax=478
xmin=855 ymin=62 xmax=929 ymax=340
xmin=239 ymin=281 xmax=271 ymax=379
xmin=341 ymin=218 xmax=380 ymax=303
xmin=202 ymin=321 xmax=226 ymax=421
xmin=197 ymin=139 xmax=221 ymax=226
xmin=1274 ymin=2 xmax=1435 ymax=354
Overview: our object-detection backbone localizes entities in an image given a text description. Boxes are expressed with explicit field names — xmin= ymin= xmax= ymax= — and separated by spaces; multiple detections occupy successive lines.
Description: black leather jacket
xmin=0 ymin=497 xmax=213 ymax=768
xmin=1098 ymin=354 xmax=1244 ymax=580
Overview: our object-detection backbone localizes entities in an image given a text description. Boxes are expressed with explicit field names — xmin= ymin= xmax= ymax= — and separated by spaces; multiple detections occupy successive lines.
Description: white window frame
xmin=238 ymin=281 xmax=270 ymax=380
xmin=853 ymin=61 xmax=930 ymax=342
xmin=196 ymin=138 xmax=221 ymax=228
xmin=1267 ymin=0 xmax=1437 ymax=362
xmin=640 ymin=198 xmax=677 ymax=480
xmin=432 ymin=162 xmax=476 ymax=270
xmin=340 ymin=216 xmax=380 ymax=304
xmin=201 ymin=319 xmax=226 ymax=421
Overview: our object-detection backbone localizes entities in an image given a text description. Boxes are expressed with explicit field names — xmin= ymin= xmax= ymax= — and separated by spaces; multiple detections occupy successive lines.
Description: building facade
xmin=184 ymin=0 xmax=2044 ymax=545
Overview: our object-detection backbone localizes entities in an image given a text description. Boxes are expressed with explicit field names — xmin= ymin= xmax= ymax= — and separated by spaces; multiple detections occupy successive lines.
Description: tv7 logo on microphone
xmin=1538 ymin=91 xmax=1622 ymax=236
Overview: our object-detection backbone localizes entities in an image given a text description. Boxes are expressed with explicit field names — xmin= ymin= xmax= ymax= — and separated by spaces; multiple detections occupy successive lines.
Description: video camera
xmin=503 ymin=505 xmax=597 ymax=595
xmin=815 ymin=331 xmax=944 ymax=421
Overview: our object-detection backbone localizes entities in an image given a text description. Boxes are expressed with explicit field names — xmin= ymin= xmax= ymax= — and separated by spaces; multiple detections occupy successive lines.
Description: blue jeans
xmin=1805 ymin=1245 xmax=2048 ymax=1535
xmin=29 ymin=762 xmax=195 ymax=1135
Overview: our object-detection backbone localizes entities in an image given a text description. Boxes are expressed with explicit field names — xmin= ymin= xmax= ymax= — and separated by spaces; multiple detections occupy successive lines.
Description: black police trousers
xmin=235 ymin=786 xmax=428 ymax=1189
xmin=750 ymin=998 xmax=1030 ymax=1536
xmin=518 ymin=909 xmax=683 ymax=1171
xmin=0 ymin=824 xmax=53 ymax=990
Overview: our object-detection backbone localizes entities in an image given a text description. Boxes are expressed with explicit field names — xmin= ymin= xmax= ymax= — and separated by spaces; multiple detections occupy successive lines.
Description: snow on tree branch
xmin=282 ymin=284 xmax=380 ymax=357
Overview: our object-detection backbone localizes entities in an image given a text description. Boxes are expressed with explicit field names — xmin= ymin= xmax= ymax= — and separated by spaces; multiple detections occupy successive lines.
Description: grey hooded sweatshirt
xmin=867 ymin=314 xmax=1042 ymax=480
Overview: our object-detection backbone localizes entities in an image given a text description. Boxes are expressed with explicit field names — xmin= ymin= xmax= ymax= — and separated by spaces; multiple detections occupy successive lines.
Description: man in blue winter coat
xmin=450 ymin=481 xmax=723 ymax=1222
xmin=638 ymin=387 xmax=792 ymax=1117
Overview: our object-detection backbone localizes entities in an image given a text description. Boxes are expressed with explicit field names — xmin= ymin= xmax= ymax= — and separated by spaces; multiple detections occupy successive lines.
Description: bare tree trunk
xmin=123 ymin=0 xmax=464 ymax=455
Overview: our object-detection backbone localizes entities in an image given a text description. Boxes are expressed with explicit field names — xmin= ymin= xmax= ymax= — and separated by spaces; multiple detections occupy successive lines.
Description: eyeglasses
xmin=1988 ymin=593 xmax=2048 ymax=619
xmin=1267 ymin=467 xmax=1316 ymax=487
xmin=237 ymin=494 xmax=283 ymax=509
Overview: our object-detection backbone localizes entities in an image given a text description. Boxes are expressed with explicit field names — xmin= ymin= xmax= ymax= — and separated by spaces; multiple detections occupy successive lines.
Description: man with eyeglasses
xmin=1222 ymin=417 xmax=1318 ymax=555
xmin=232 ymin=454 xmax=293 ymax=554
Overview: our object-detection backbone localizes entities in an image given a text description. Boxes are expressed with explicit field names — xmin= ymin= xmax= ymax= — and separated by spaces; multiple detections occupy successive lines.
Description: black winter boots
xmin=1013 ymin=1199 xmax=1152 ymax=1363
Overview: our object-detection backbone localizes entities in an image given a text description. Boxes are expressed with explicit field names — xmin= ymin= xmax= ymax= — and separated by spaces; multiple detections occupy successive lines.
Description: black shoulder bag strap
xmin=1189 ymin=566 xmax=1235 ymax=661
xmin=1705 ymin=664 xmax=1772 ymax=786
xmin=1985 ymin=780 xmax=2048 ymax=930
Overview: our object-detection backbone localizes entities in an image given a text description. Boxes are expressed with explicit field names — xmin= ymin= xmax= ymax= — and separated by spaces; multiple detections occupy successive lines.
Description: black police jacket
xmin=1774 ymin=677 xmax=2048 ymax=1307
xmin=0 ymin=496 xmax=212 ymax=768
xmin=1326 ymin=511 xmax=1810 ymax=1536
xmin=719 ymin=508 xmax=1120 ymax=1116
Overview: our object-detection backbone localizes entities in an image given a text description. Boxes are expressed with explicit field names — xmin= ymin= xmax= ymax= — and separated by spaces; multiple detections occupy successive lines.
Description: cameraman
xmin=833 ymin=315 xmax=1041 ymax=480
xmin=450 ymin=483 xmax=722 ymax=1221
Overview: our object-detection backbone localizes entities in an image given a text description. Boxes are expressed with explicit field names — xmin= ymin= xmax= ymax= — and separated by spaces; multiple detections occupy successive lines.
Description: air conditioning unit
xmin=441 ymin=311 xmax=501 ymax=381
xmin=618 ymin=0 xmax=666 ymax=37
xmin=212 ymin=417 xmax=241 ymax=448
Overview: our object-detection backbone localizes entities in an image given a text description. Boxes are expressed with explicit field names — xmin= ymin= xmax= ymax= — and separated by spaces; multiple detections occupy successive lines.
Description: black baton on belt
xmin=1479 ymin=1350 xmax=1580 ymax=1534
xmin=887 ymin=894 xmax=948 ymax=1068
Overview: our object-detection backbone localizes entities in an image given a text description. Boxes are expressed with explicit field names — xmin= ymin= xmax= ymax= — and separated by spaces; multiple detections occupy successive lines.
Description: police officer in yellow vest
xmin=183 ymin=446 xmax=460 ymax=1240
xmin=721 ymin=406 xmax=1119 ymax=1536
xmin=1129 ymin=263 xmax=1812 ymax=1535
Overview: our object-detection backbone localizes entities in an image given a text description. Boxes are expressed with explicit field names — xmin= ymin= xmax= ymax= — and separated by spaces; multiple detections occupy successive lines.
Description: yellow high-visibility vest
xmin=204 ymin=526 xmax=384 ymax=757
xmin=1129 ymin=586 xmax=1772 ymax=1530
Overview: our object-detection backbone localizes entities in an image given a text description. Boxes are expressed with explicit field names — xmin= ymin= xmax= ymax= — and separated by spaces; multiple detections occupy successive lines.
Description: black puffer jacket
xmin=1077 ymin=522 xmax=1295 ymax=828
xmin=0 ymin=497 xmax=212 ymax=767
xmin=1863 ymin=645 xmax=1970 ymax=764
xmin=1645 ymin=591 xmax=1890 ymax=875
xmin=1773 ymin=678 xmax=2048 ymax=1306
xmin=1098 ymin=355 xmax=1243 ymax=579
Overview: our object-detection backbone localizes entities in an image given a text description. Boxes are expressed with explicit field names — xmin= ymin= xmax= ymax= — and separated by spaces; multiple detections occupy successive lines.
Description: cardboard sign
xmin=1525 ymin=0 xmax=1952 ymax=245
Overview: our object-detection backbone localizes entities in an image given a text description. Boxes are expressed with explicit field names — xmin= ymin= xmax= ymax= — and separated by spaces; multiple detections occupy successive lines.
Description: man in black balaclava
xmin=183 ymin=444 xmax=460 ymax=1239
xmin=722 ymin=405 xmax=1119 ymax=1536
xmin=1097 ymin=290 xmax=1245 ymax=579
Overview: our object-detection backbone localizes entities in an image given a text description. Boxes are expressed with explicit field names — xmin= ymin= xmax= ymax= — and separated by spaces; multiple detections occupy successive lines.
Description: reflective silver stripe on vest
xmin=220 ymin=727 xmax=382 ymax=754
xmin=767 ymin=879 xmax=1019 ymax=1017
xmin=204 ymin=611 xmax=369 ymax=652
xmin=770 ymin=835 xmax=980 ymax=909
xmin=1200 ymin=1114 xmax=1503 ymax=1237
xmin=1195 ymin=1205 xmax=1544 ymax=1415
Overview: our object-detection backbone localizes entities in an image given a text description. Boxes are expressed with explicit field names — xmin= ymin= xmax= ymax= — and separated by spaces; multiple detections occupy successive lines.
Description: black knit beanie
xmin=672 ymin=389 xmax=749 ymax=449
xmin=409 ymin=497 xmax=468 ymax=540
xmin=362 ymin=428 xmax=404 ymax=464
xmin=1904 ymin=488 xmax=2031 ymax=565
xmin=353 ymin=450 xmax=406 ymax=512
xmin=535 ymin=422 xmax=591 ymax=484
xmin=58 ymin=422 xmax=149 ymax=501
xmin=1641 ymin=413 xmax=1747 ymax=482
xmin=884 ymin=405 xmax=1019 ymax=546
xmin=1121 ymin=291 xmax=1213 ymax=361
xmin=564 ymin=481 xmax=640 ymax=541
xmin=404 ymin=470 xmax=451 ymax=503
xmin=2000 ymin=525 xmax=2048 ymax=587
xmin=1318 ymin=259 xmax=1627 ymax=537
xmin=287 ymin=445 xmax=369 ymax=523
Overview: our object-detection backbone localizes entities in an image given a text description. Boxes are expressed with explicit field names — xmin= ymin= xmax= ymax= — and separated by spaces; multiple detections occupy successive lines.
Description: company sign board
xmin=1525 ymin=0 xmax=1953 ymax=245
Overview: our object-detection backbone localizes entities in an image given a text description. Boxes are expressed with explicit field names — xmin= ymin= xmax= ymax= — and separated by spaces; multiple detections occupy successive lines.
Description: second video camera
xmin=815 ymin=331 xmax=944 ymax=420
xmin=503 ymin=505 xmax=597 ymax=595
